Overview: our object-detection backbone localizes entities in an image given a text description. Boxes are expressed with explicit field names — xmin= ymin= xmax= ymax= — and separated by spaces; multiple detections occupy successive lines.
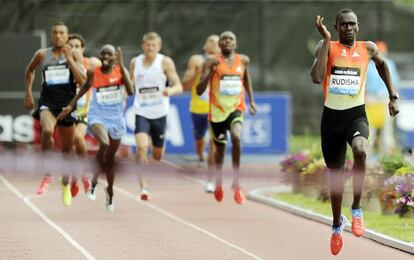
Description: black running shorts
xmin=321 ymin=105 xmax=369 ymax=169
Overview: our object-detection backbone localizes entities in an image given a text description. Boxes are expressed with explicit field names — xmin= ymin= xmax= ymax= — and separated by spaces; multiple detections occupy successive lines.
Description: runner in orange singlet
xmin=197 ymin=31 xmax=256 ymax=205
xmin=310 ymin=9 xmax=399 ymax=255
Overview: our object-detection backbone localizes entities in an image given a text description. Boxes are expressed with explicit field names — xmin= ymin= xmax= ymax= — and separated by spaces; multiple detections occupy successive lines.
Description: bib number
xmin=96 ymin=86 xmax=122 ymax=105
xmin=139 ymin=87 xmax=162 ymax=107
xmin=45 ymin=65 xmax=70 ymax=85
xmin=329 ymin=67 xmax=361 ymax=95
xmin=220 ymin=75 xmax=242 ymax=96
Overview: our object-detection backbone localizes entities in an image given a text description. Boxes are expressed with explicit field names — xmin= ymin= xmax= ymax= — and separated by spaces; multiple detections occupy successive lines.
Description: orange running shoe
xmin=330 ymin=215 xmax=347 ymax=256
xmin=351 ymin=208 xmax=365 ymax=237
xmin=233 ymin=187 xmax=245 ymax=205
xmin=71 ymin=181 xmax=79 ymax=197
xmin=214 ymin=186 xmax=223 ymax=202
xmin=82 ymin=177 xmax=91 ymax=194
xmin=36 ymin=175 xmax=54 ymax=195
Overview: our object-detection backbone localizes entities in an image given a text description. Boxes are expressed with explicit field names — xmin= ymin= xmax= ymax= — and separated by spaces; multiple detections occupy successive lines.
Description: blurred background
xmin=1 ymin=0 xmax=414 ymax=154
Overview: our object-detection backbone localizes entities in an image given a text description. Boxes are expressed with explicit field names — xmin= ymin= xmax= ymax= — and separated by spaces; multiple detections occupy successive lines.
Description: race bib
xmin=220 ymin=75 xmax=242 ymax=96
xmin=329 ymin=66 xmax=361 ymax=95
xmin=96 ymin=86 xmax=122 ymax=105
xmin=139 ymin=86 xmax=162 ymax=107
xmin=45 ymin=65 xmax=70 ymax=85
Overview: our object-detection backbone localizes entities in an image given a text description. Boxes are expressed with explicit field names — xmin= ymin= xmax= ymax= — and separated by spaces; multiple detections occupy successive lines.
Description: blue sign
xmin=122 ymin=92 xmax=290 ymax=154
xmin=396 ymin=86 xmax=414 ymax=149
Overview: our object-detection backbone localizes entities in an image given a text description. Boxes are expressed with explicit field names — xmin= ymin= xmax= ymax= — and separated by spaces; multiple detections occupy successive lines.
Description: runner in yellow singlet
xmin=182 ymin=34 xmax=220 ymax=193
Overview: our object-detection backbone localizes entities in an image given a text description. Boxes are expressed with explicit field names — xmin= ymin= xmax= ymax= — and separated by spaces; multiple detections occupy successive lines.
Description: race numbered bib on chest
xmin=96 ymin=85 xmax=122 ymax=105
xmin=220 ymin=75 xmax=243 ymax=96
xmin=139 ymin=86 xmax=162 ymax=107
xmin=329 ymin=66 xmax=361 ymax=95
xmin=45 ymin=65 xmax=70 ymax=85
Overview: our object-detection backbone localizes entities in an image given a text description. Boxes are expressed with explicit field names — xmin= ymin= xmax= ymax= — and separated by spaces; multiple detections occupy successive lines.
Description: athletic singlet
xmin=89 ymin=64 xmax=124 ymax=120
xmin=39 ymin=47 xmax=77 ymax=109
xmin=190 ymin=55 xmax=209 ymax=114
xmin=76 ymin=58 xmax=92 ymax=117
xmin=133 ymin=54 xmax=169 ymax=119
xmin=209 ymin=54 xmax=246 ymax=122
xmin=323 ymin=41 xmax=370 ymax=110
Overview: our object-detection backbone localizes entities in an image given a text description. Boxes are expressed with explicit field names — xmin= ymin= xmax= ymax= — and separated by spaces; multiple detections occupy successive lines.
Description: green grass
xmin=274 ymin=192 xmax=414 ymax=243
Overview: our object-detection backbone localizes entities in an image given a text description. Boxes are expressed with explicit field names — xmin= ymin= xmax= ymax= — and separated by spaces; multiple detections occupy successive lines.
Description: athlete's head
xmin=99 ymin=44 xmax=116 ymax=69
xmin=68 ymin=34 xmax=86 ymax=55
xmin=141 ymin=32 xmax=162 ymax=59
xmin=334 ymin=9 xmax=359 ymax=45
xmin=51 ymin=21 xmax=69 ymax=48
xmin=203 ymin=34 xmax=220 ymax=55
xmin=219 ymin=31 xmax=237 ymax=55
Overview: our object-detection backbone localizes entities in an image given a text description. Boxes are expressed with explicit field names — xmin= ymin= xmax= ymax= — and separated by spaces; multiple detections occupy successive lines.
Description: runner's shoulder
xmin=238 ymin=54 xmax=250 ymax=65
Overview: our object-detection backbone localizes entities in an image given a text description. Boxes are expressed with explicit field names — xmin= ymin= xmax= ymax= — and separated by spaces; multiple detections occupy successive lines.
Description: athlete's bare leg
xmin=74 ymin=123 xmax=88 ymax=155
xmin=152 ymin=146 xmax=164 ymax=161
xmin=39 ymin=110 xmax=57 ymax=151
xmin=329 ymin=168 xmax=345 ymax=228
xmin=57 ymin=125 xmax=75 ymax=185
xmin=230 ymin=122 xmax=242 ymax=188
xmin=91 ymin=124 xmax=110 ymax=188
xmin=351 ymin=136 xmax=368 ymax=210
xmin=214 ymin=142 xmax=225 ymax=187
xmin=195 ymin=138 xmax=205 ymax=162
xmin=135 ymin=133 xmax=149 ymax=190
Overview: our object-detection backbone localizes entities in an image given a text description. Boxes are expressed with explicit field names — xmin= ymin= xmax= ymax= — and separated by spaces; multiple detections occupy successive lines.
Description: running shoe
xmin=233 ymin=186 xmax=245 ymax=205
xmin=330 ymin=215 xmax=347 ymax=256
xmin=214 ymin=186 xmax=223 ymax=202
xmin=36 ymin=175 xmax=54 ymax=195
xmin=71 ymin=181 xmax=79 ymax=198
xmin=82 ymin=177 xmax=91 ymax=194
xmin=204 ymin=182 xmax=215 ymax=193
xmin=61 ymin=183 xmax=72 ymax=207
xmin=106 ymin=188 xmax=114 ymax=212
xmin=87 ymin=185 xmax=97 ymax=201
xmin=351 ymin=208 xmax=365 ymax=237
xmin=140 ymin=188 xmax=149 ymax=201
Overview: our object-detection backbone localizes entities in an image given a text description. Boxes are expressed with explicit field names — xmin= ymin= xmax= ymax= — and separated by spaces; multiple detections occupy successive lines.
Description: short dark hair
xmin=51 ymin=21 xmax=68 ymax=33
xmin=68 ymin=33 xmax=86 ymax=47
xmin=335 ymin=8 xmax=356 ymax=25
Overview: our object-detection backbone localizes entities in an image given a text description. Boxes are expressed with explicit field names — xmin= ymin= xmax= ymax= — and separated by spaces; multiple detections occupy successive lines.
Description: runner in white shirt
xmin=129 ymin=32 xmax=183 ymax=200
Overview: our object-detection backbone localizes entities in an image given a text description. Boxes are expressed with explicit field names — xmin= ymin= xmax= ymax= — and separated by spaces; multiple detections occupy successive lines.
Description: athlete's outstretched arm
xmin=56 ymin=69 xmax=94 ymax=121
xmin=196 ymin=56 xmax=217 ymax=96
xmin=129 ymin=57 xmax=136 ymax=89
xmin=24 ymin=49 xmax=45 ymax=110
xmin=310 ymin=15 xmax=331 ymax=84
xmin=241 ymin=55 xmax=256 ymax=115
xmin=162 ymin=57 xmax=183 ymax=96
xmin=182 ymin=55 xmax=203 ymax=91
xmin=117 ymin=47 xmax=134 ymax=96
xmin=63 ymin=44 xmax=86 ymax=86
xmin=367 ymin=41 xmax=399 ymax=116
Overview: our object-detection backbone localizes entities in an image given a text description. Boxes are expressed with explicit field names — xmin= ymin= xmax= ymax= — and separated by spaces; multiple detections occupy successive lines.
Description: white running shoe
xmin=105 ymin=189 xmax=114 ymax=212
xmin=204 ymin=182 xmax=215 ymax=193
xmin=87 ymin=185 xmax=97 ymax=201
xmin=140 ymin=188 xmax=149 ymax=201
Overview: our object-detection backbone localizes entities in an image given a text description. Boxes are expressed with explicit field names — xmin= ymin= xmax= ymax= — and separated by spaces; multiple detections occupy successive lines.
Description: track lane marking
xmin=0 ymin=175 xmax=96 ymax=260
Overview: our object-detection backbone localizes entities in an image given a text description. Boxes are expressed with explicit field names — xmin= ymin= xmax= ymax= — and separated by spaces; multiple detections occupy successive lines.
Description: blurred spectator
xmin=365 ymin=41 xmax=400 ymax=154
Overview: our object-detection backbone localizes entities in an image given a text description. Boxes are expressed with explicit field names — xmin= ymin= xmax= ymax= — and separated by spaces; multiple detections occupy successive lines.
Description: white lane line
xmin=0 ymin=175 xmax=96 ymax=260
xmin=108 ymin=182 xmax=263 ymax=260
